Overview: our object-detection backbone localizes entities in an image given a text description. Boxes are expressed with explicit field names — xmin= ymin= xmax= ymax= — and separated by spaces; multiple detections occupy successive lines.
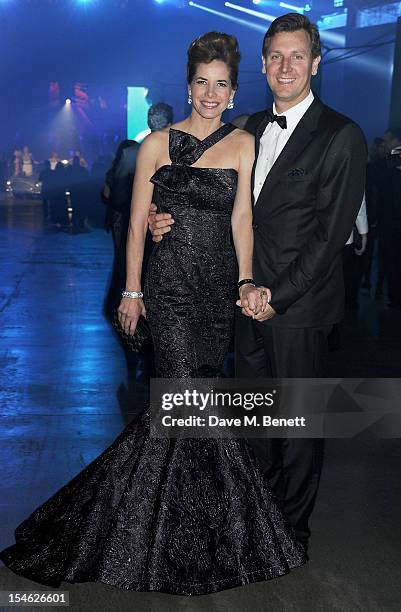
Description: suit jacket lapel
xmin=254 ymin=96 xmax=323 ymax=209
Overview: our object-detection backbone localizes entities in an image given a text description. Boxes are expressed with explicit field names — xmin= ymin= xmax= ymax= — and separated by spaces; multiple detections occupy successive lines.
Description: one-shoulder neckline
xmin=169 ymin=123 xmax=235 ymax=143
xmin=154 ymin=164 xmax=238 ymax=173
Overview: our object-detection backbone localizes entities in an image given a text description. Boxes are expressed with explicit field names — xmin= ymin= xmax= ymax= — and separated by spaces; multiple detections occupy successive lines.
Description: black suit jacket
xmin=244 ymin=96 xmax=367 ymax=328
xmin=110 ymin=143 xmax=140 ymax=213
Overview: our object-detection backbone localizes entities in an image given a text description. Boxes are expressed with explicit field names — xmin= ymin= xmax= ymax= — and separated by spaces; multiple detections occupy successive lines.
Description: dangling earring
xmin=187 ymin=92 xmax=192 ymax=104
xmin=227 ymin=98 xmax=234 ymax=110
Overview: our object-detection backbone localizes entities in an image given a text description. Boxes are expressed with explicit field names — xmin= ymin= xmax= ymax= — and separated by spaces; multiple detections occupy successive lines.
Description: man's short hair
xmin=148 ymin=103 xmax=174 ymax=132
xmin=262 ymin=13 xmax=321 ymax=59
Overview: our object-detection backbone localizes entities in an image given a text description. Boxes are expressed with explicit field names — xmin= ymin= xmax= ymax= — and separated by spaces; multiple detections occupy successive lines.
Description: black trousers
xmin=235 ymin=312 xmax=332 ymax=545
xmin=342 ymin=243 xmax=365 ymax=308
xmin=379 ymin=230 xmax=401 ymax=306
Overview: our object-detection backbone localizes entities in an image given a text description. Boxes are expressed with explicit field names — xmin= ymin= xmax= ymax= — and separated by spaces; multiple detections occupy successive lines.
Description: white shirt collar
xmin=272 ymin=89 xmax=314 ymax=131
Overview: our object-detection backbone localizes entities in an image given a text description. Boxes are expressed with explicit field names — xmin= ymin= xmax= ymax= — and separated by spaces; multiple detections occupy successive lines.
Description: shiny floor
xmin=0 ymin=197 xmax=400 ymax=612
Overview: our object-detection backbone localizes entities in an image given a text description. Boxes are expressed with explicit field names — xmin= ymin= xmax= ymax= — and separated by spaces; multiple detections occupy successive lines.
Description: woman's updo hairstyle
xmin=187 ymin=32 xmax=241 ymax=89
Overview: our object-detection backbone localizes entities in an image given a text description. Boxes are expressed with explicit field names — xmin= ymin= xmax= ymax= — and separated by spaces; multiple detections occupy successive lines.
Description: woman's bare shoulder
xmin=231 ymin=127 xmax=254 ymax=146
xmin=168 ymin=120 xmax=190 ymax=132
xmin=138 ymin=129 xmax=168 ymax=157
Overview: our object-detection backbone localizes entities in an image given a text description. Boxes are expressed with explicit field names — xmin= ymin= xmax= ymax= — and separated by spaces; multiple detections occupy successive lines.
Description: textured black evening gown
xmin=0 ymin=125 xmax=307 ymax=596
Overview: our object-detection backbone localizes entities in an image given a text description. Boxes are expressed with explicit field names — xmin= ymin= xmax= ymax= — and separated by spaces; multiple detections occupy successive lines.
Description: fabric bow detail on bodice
xmin=150 ymin=129 xmax=205 ymax=194
xmin=150 ymin=124 xmax=236 ymax=194
xmin=169 ymin=129 xmax=207 ymax=166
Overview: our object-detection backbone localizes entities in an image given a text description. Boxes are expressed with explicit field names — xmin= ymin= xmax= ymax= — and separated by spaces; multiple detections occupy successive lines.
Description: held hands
xmin=148 ymin=203 xmax=174 ymax=242
xmin=118 ymin=297 xmax=146 ymax=335
xmin=236 ymin=285 xmax=276 ymax=321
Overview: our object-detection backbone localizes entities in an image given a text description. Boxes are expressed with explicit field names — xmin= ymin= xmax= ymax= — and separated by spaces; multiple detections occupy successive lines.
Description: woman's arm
xmin=231 ymin=132 xmax=254 ymax=284
xmin=118 ymin=133 xmax=161 ymax=334
xmin=231 ymin=132 xmax=271 ymax=316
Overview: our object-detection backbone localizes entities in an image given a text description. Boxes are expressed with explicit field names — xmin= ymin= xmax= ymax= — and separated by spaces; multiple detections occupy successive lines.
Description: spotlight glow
xmin=189 ymin=2 xmax=267 ymax=31
xmin=320 ymin=31 xmax=346 ymax=46
xmin=224 ymin=2 xmax=275 ymax=21
xmin=65 ymin=98 xmax=72 ymax=105
xmin=279 ymin=2 xmax=304 ymax=12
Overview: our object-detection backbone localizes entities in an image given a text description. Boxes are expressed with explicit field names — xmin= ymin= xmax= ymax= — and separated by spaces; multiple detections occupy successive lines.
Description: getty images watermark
xmin=149 ymin=378 xmax=401 ymax=439
xmin=160 ymin=387 xmax=305 ymax=429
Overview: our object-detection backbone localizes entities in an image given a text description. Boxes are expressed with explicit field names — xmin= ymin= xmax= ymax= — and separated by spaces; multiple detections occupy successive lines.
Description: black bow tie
xmin=266 ymin=110 xmax=287 ymax=129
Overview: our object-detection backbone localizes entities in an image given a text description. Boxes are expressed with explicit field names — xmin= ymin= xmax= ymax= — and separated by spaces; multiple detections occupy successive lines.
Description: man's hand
xmin=354 ymin=233 xmax=368 ymax=256
xmin=252 ymin=302 xmax=276 ymax=321
xmin=148 ymin=203 xmax=174 ymax=242
xmin=236 ymin=285 xmax=272 ymax=318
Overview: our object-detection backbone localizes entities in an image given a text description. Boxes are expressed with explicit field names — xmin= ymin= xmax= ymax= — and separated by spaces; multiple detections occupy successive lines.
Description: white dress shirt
xmin=253 ymin=90 xmax=315 ymax=203
xmin=346 ymin=194 xmax=368 ymax=245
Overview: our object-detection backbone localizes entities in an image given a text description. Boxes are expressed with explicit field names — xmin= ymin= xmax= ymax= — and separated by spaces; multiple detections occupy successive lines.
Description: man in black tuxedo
xmin=235 ymin=13 xmax=366 ymax=551
xmin=147 ymin=14 xmax=367 ymax=551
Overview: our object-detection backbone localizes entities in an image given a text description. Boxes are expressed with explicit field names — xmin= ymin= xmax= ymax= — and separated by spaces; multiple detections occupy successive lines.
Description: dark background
xmin=0 ymin=0 xmax=398 ymax=160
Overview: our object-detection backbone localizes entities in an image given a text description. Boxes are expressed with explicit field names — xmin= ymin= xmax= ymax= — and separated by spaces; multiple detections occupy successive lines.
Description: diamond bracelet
xmin=121 ymin=290 xmax=143 ymax=299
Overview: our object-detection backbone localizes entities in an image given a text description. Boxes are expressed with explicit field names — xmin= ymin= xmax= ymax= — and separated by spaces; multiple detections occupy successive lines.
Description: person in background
xmin=147 ymin=102 xmax=173 ymax=132
xmin=0 ymin=155 xmax=8 ymax=190
xmin=328 ymin=196 xmax=368 ymax=350
xmin=21 ymin=145 xmax=36 ymax=176
xmin=90 ymin=154 xmax=112 ymax=228
xmin=362 ymin=137 xmax=387 ymax=295
xmin=343 ymin=196 xmax=369 ymax=309
xmin=69 ymin=149 xmax=88 ymax=169
xmin=102 ymin=139 xmax=146 ymax=401
xmin=13 ymin=150 xmax=22 ymax=176
xmin=51 ymin=162 xmax=68 ymax=228
xmin=103 ymin=139 xmax=139 ymax=317
xmin=103 ymin=102 xmax=174 ymax=383
xmin=38 ymin=160 xmax=55 ymax=224
xmin=383 ymin=128 xmax=399 ymax=153
xmin=48 ymin=151 xmax=60 ymax=171
xmin=104 ymin=101 xmax=175 ymax=319
xmin=378 ymin=128 xmax=401 ymax=308
xmin=66 ymin=156 xmax=91 ymax=231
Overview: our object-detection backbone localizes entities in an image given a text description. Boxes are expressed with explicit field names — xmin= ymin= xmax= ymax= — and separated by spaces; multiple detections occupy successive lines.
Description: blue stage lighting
xmin=189 ymin=2 xmax=267 ymax=31
xmin=253 ymin=0 xmax=261 ymax=5
xmin=155 ymin=0 xmax=164 ymax=3
xmin=279 ymin=2 xmax=304 ymax=12
xmin=225 ymin=2 xmax=275 ymax=21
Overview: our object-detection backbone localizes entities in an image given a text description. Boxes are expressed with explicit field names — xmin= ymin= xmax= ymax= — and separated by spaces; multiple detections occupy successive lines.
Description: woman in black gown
xmin=0 ymin=33 xmax=307 ymax=596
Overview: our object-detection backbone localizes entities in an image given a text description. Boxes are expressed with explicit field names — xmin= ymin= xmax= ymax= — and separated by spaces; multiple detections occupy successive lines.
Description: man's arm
xmin=354 ymin=195 xmax=368 ymax=255
xmin=269 ymin=122 xmax=367 ymax=315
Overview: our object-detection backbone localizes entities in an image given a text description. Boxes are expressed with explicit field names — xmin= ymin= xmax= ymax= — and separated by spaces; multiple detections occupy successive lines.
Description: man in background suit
xmin=377 ymin=128 xmax=401 ymax=309
xmin=148 ymin=14 xmax=367 ymax=553
xmin=104 ymin=103 xmax=174 ymax=389
xmin=104 ymin=103 xmax=174 ymax=315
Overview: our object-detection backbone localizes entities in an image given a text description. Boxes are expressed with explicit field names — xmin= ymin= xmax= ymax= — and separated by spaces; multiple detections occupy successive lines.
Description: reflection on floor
xmin=0 ymin=197 xmax=400 ymax=612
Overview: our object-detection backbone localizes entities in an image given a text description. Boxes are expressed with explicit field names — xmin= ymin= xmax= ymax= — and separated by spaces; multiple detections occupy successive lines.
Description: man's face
xmin=262 ymin=29 xmax=320 ymax=110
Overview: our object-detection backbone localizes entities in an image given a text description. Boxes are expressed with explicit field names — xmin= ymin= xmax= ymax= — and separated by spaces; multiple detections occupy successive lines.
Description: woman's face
xmin=189 ymin=60 xmax=235 ymax=120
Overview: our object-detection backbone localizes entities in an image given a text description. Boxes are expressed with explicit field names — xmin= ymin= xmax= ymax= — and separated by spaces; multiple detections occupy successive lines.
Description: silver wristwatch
xmin=121 ymin=290 xmax=143 ymax=299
